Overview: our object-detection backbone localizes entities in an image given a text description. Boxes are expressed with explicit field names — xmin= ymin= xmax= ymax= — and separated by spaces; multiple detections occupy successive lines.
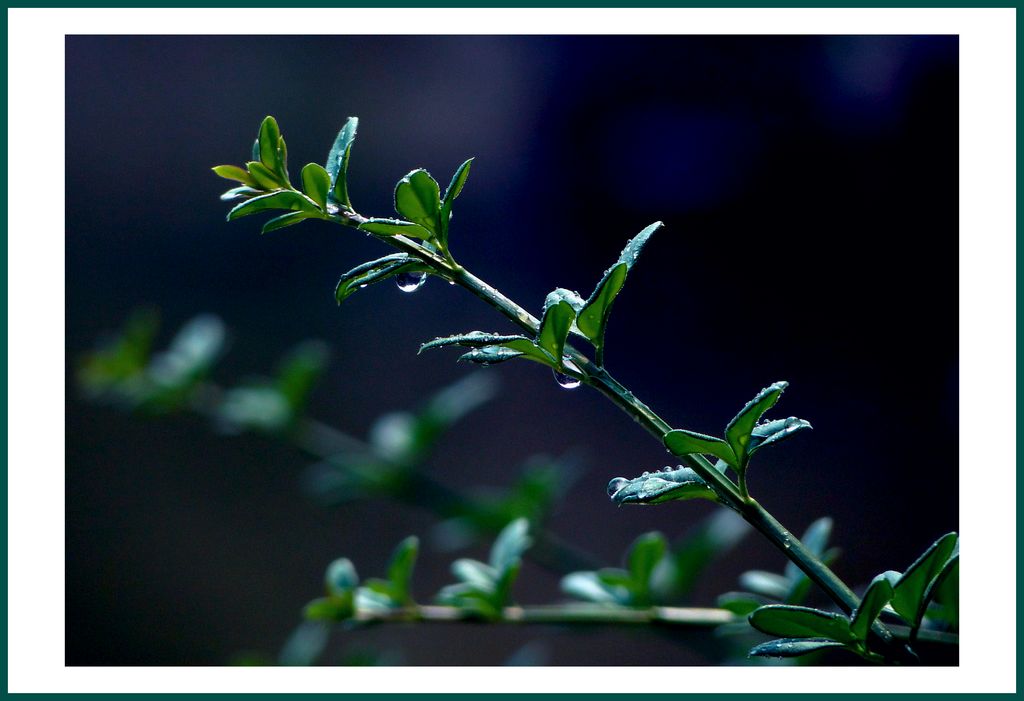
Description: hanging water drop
xmin=607 ymin=477 xmax=629 ymax=497
xmin=552 ymin=369 xmax=581 ymax=389
xmin=395 ymin=271 xmax=427 ymax=293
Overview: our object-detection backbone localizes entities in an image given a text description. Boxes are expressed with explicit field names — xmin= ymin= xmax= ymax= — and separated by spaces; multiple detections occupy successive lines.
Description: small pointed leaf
xmin=245 ymin=161 xmax=282 ymax=190
xmin=458 ymin=346 xmax=524 ymax=365
xmin=261 ymin=211 xmax=315 ymax=234
xmin=664 ymin=429 xmax=738 ymax=467
xmin=326 ymin=117 xmax=358 ymax=208
xmin=748 ymin=638 xmax=848 ymax=659
xmin=851 ymin=570 xmax=899 ymax=641
xmin=394 ymin=169 xmax=441 ymax=235
xmin=608 ymin=467 xmax=718 ymax=506
xmin=258 ymin=116 xmax=281 ymax=168
xmin=739 ymin=570 xmax=792 ymax=600
xmin=725 ymin=381 xmax=789 ymax=467
xmin=358 ymin=217 xmax=433 ymax=240
xmin=334 ymin=254 xmax=431 ymax=304
xmin=560 ymin=571 xmax=622 ymax=605
xmin=452 ymin=559 xmax=498 ymax=590
xmin=220 ymin=186 xmax=261 ymax=202
xmin=226 ymin=190 xmax=321 ymax=221
xmin=891 ymin=532 xmax=958 ymax=623
xmin=300 ymin=163 xmax=331 ymax=210
xmin=440 ymin=157 xmax=473 ymax=244
xmin=324 ymin=557 xmax=359 ymax=597
xmin=627 ymin=532 xmax=667 ymax=591
xmin=537 ymin=295 xmax=576 ymax=365
xmin=748 ymin=416 xmax=812 ymax=457
xmin=212 ymin=165 xmax=257 ymax=187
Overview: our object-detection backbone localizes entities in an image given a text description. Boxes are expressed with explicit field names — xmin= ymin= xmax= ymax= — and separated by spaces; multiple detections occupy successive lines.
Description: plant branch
xmin=350 ymin=603 xmax=738 ymax=627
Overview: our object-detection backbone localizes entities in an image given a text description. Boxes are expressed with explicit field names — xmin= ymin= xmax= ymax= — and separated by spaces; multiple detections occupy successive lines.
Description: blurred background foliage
xmin=66 ymin=35 xmax=957 ymax=665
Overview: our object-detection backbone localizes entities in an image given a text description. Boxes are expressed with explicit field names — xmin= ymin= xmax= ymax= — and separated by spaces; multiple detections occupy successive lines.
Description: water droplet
xmin=326 ymin=203 xmax=340 ymax=215
xmin=552 ymin=369 xmax=581 ymax=389
xmin=607 ymin=477 xmax=629 ymax=497
xmin=448 ymin=280 xmax=455 ymax=286
xmin=395 ymin=271 xmax=427 ymax=293
xmin=662 ymin=466 xmax=674 ymax=473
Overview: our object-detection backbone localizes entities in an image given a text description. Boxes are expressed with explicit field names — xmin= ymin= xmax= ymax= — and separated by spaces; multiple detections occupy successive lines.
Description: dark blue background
xmin=66 ymin=35 xmax=958 ymax=665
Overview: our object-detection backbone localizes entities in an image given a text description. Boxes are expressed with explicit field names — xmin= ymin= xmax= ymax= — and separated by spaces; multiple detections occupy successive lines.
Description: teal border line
xmin=17 ymin=4 xmax=1013 ymax=695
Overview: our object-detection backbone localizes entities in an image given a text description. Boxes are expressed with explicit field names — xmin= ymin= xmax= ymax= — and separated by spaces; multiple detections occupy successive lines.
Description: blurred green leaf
xmin=739 ymin=571 xmax=792 ymax=600
xmin=278 ymin=621 xmax=329 ymax=666
xmin=275 ymin=340 xmax=330 ymax=411
xmin=358 ymin=218 xmax=433 ymax=240
xmin=394 ymin=169 xmax=441 ymax=236
xmin=717 ymin=592 xmax=767 ymax=616
xmin=783 ymin=517 xmax=833 ymax=586
xmin=725 ymin=381 xmax=788 ymax=468
xmin=748 ymin=604 xmax=856 ymax=644
xmin=452 ymin=559 xmax=499 ymax=591
xmin=627 ymin=532 xmax=666 ymax=604
xmin=560 ymin=571 xmax=626 ymax=605
xmin=652 ymin=510 xmax=751 ymax=601
xmin=326 ymin=116 xmax=358 ymax=208
xmin=386 ymin=536 xmax=419 ymax=605
xmin=891 ymin=532 xmax=958 ymax=624
xmin=748 ymin=638 xmax=847 ymax=659
xmin=78 ymin=308 xmax=159 ymax=398
xmin=490 ymin=518 xmax=532 ymax=572
xmin=850 ymin=571 xmax=899 ymax=641
xmin=301 ymin=163 xmax=332 ymax=210
xmin=325 ymin=557 xmax=359 ymax=596
xmin=664 ymin=429 xmax=738 ymax=467
xmin=226 ymin=190 xmax=320 ymax=222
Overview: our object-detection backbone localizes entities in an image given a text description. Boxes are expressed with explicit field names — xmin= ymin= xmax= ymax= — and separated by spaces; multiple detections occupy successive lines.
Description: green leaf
xmin=358 ymin=218 xmax=434 ymax=240
xmin=749 ymin=605 xmax=857 ymax=644
xmin=300 ymin=163 xmax=332 ymax=210
xmin=261 ymin=211 xmax=315 ymax=234
xmin=394 ymin=169 xmax=441 ymax=235
xmin=251 ymin=138 xmax=261 ymax=163
xmin=627 ymin=532 xmax=666 ymax=597
xmin=653 ymin=510 xmax=751 ymax=600
xmin=274 ymin=135 xmax=291 ymax=185
xmin=212 ymin=165 xmax=257 ymax=187
xmin=334 ymin=254 xmax=431 ymax=304
xmin=850 ymin=571 xmax=899 ymax=641
xmin=537 ymin=295 xmax=576 ymax=366
xmin=725 ymin=381 xmax=789 ymax=467
xmin=386 ymin=536 xmax=419 ymax=605
xmin=664 ymin=429 xmax=738 ymax=467
xmin=915 ymin=548 xmax=959 ymax=629
xmin=258 ymin=116 xmax=281 ymax=169
xmin=419 ymin=332 xmax=555 ymax=366
xmin=748 ymin=638 xmax=848 ymax=659
xmin=220 ymin=186 xmax=262 ymax=202
xmin=458 ymin=346 xmax=524 ymax=365
xmin=326 ymin=116 xmax=358 ymax=208
xmin=440 ymin=157 xmax=473 ymax=244
xmin=324 ymin=557 xmax=359 ymax=597
xmin=245 ymin=161 xmax=282 ymax=190
xmin=576 ymin=222 xmax=662 ymax=351
xmin=489 ymin=518 xmax=531 ymax=572
xmin=717 ymin=592 xmax=767 ymax=616
xmin=275 ymin=340 xmax=330 ymax=410
xmin=931 ymin=555 xmax=959 ymax=628
xmin=608 ymin=467 xmax=718 ymax=506
xmin=748 ymin=416 xmax=812 ymax=457
xmin=226 ymin=190 xmax=321 ymax=221
xmin=890 ymin=532 xmax=958 ymax=623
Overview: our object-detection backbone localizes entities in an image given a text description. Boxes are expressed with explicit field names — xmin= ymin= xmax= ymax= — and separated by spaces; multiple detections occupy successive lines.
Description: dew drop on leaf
xmin=395 ymin=271 xmax=427 ymax=293
xmin=552 ymin=370 xmax=581 ymax=389
xmin=607 ymin=477 xmax=629 ymax=497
